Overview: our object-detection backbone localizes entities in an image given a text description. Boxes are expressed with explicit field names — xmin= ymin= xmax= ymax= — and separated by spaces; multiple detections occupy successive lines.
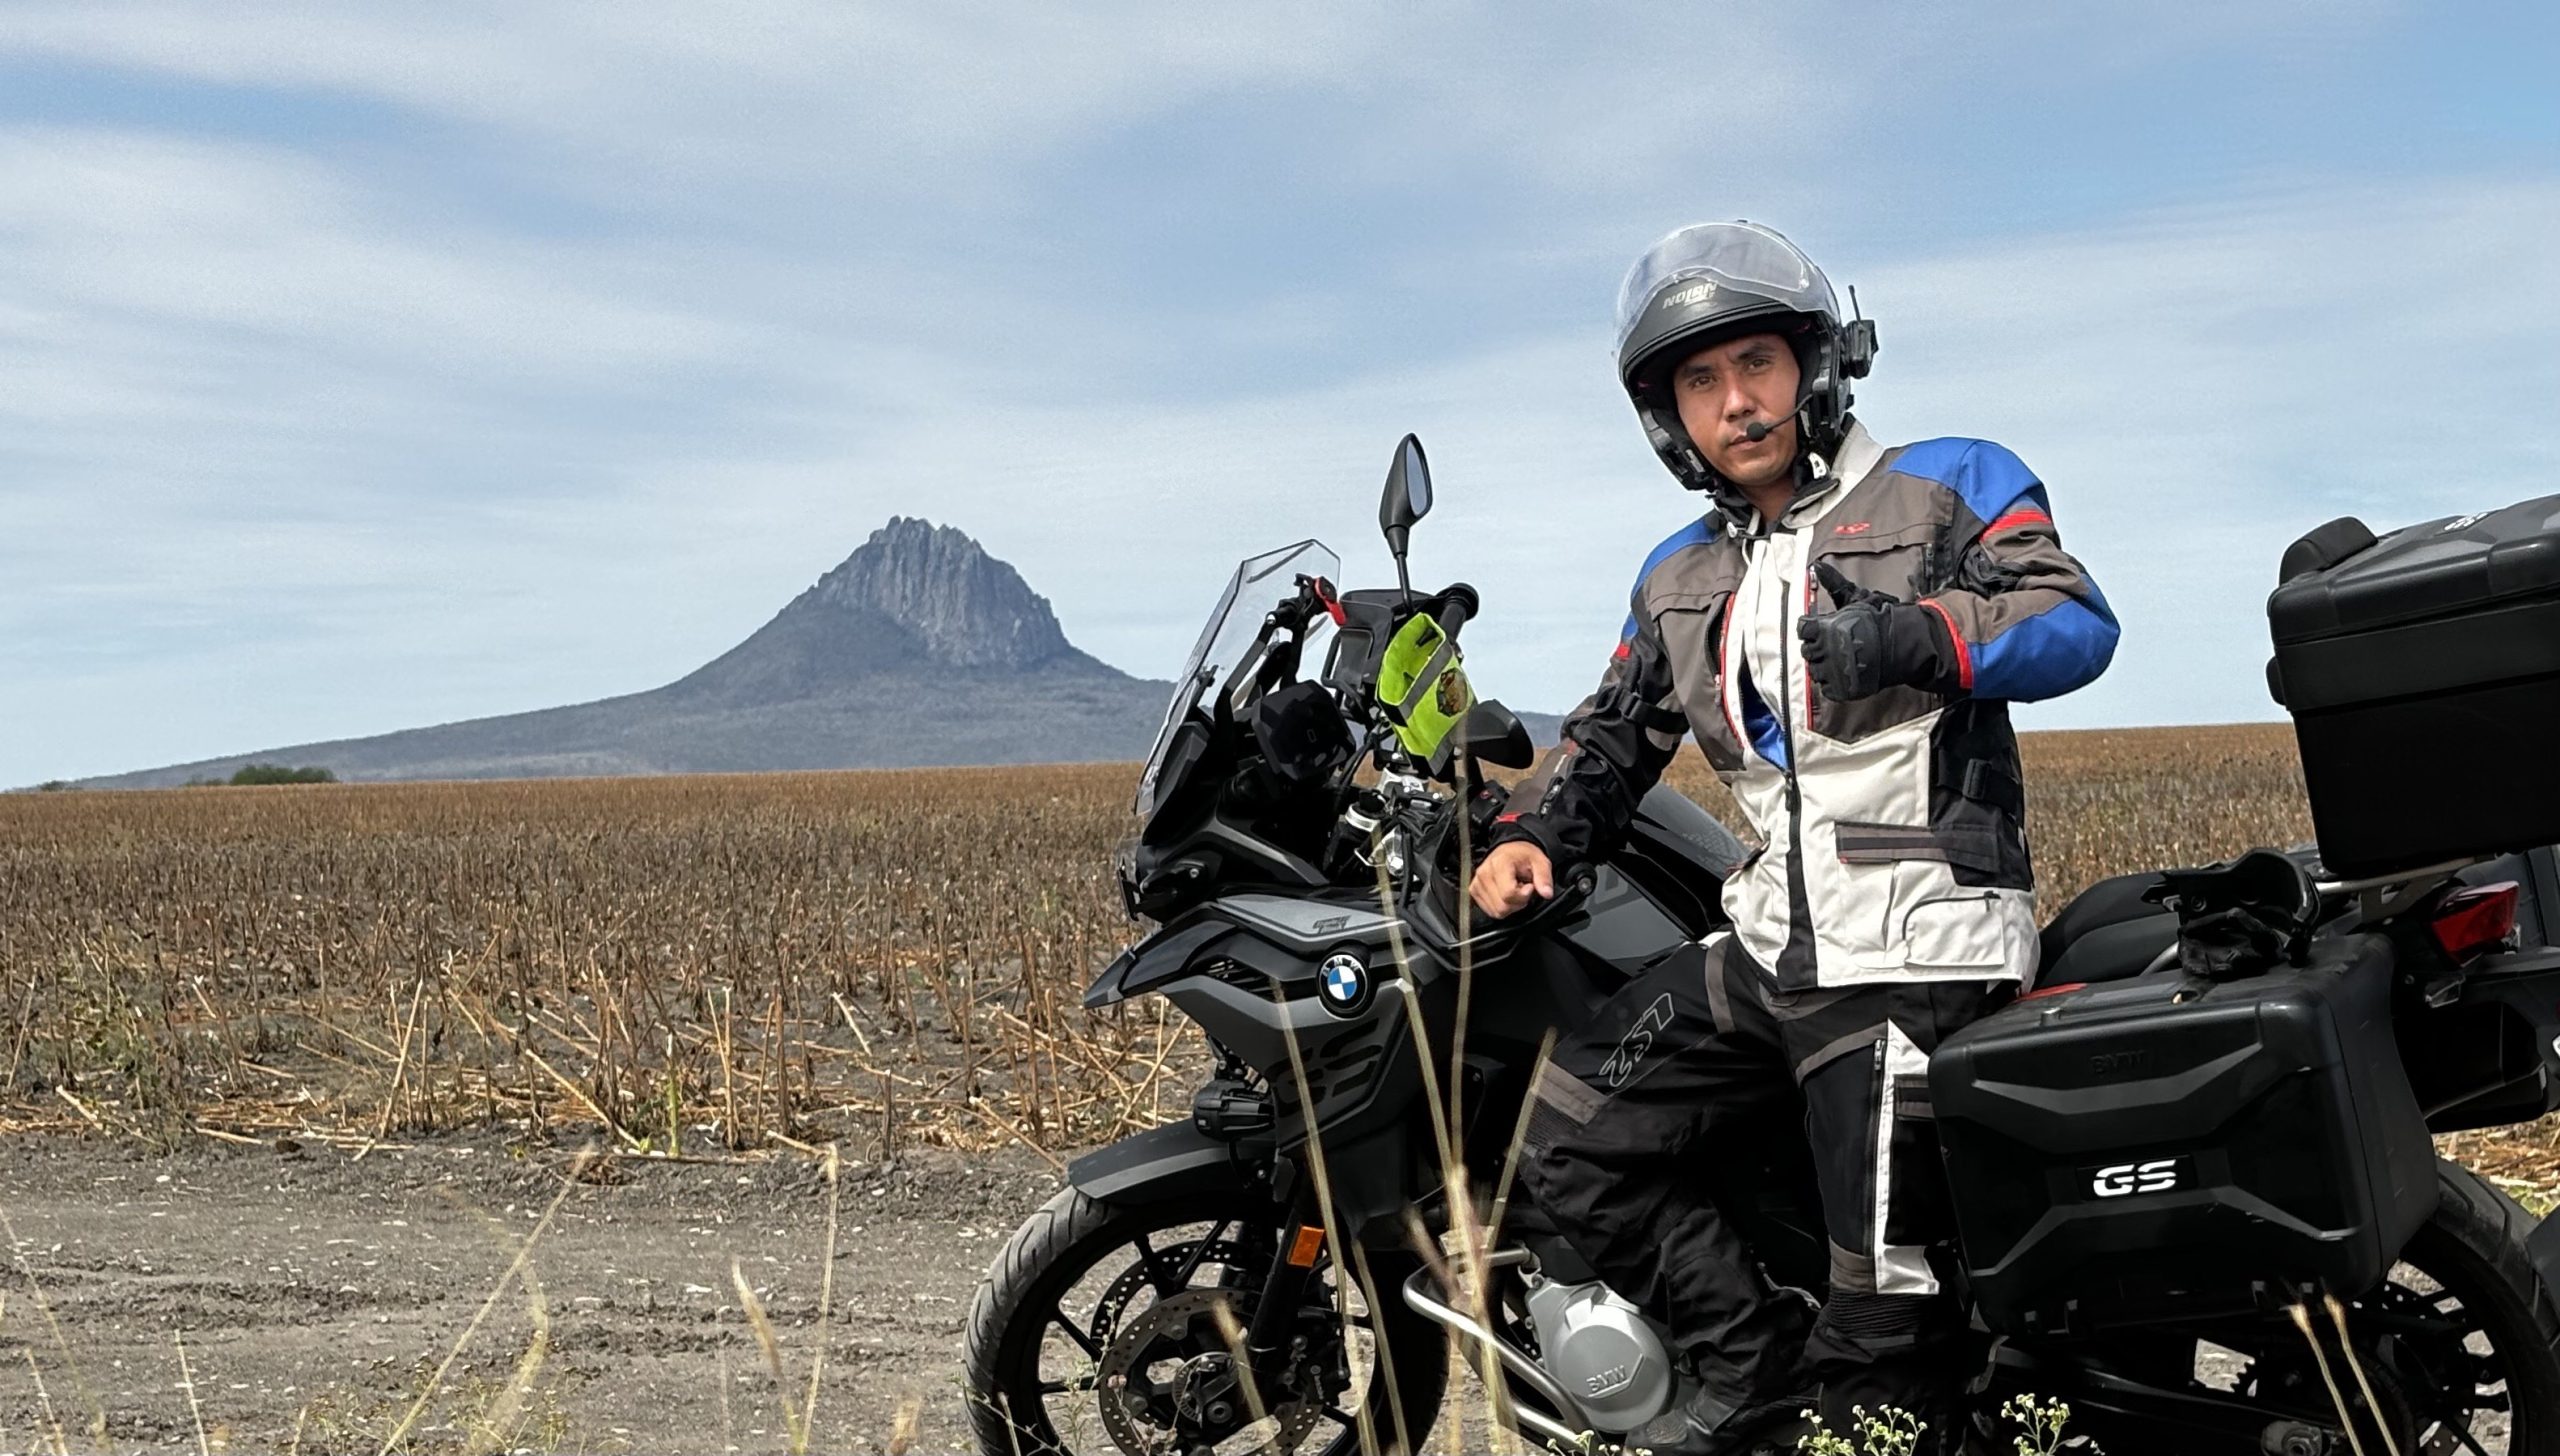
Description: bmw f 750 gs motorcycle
xmin=966 ymin=436 xmax=2560 ymax=1456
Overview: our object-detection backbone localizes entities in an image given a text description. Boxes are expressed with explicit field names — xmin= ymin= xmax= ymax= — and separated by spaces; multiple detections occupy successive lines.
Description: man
xmin=1472 ymin=221 xmax=2118 ymax=1454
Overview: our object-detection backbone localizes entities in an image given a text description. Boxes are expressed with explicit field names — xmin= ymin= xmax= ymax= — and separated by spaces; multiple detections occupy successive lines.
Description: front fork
xmin=1244 ymin=1177 xmax=1323 ymax=1370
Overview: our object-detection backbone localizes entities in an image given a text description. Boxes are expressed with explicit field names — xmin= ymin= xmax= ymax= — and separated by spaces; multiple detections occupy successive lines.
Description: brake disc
xmin=1095 ymin=1288 xmax=1322 ymax=1455
xmin=1089 ymin=1237 xmax=1255 ymax=1346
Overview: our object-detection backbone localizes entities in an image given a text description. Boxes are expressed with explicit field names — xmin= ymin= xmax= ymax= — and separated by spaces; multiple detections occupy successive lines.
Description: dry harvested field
xmin=1 ymin=724 xmax=2554 ymax=1452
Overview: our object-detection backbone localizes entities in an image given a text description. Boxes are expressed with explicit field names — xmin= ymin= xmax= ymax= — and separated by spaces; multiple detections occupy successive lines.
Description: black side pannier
xmin=2266 ymin=494 xmax=2560 ymax=879
xmin=1930 ymin=933 xmax=2435 ymax=1336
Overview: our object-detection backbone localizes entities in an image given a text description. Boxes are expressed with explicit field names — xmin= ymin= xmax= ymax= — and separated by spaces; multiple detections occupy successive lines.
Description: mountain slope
xmin=83 ymin=519 xmax=1174 ymax=786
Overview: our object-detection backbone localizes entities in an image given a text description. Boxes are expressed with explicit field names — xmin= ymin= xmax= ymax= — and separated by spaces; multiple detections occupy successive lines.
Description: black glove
xmin=1796 ymin=560 xmax=1960 ymax=701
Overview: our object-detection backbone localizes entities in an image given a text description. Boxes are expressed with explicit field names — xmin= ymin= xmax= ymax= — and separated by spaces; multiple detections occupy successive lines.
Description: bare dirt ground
xmin=0 ymin=1133 xmax=1064 ymax=1455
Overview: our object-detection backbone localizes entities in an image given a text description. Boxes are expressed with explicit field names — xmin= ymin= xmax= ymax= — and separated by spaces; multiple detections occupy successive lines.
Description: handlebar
xmin=1434 ymin=582 xmax=1479 ymax=638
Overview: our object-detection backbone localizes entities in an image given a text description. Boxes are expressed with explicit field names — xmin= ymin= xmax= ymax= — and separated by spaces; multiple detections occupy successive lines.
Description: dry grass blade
xmin=886 ymin=1393 xmax=923 ymax=1456
xmin=716 ymin=1346 xmax=735 ymax=1455
xmin=460 ymin=1271 xmax=553 ymax=1456
xmin=799 ymin=1143 xmax=843 ymax=1445
xmin=965 ymin=1095 xmax=1070 ymax=1174
xmin=371 ymin=977 xmax=427 ymax=1146
xmin=730 ymin=1257 xmax=808 ymax=1454
xmin=1204 ymin=1295 xmax=1276 ymax=1439
xmin=2323 ymin=1292 xmax=2404 ymax=1456
xmin=2287 ymin=1301 xmax=2371 ymax=1456
xmin=519 ymin=1045 xmax=647 ymax=1152
xmin=23 ymin=1347 xmax=71 ymax=1456
xmin=1265 ymin=978 xmax=1398 ymax=1456
xmin=0 ymin=1203 xmax=105 ymax=1442
xmin=174 ymin=1330 xmax=211 ymax=1456
xmin=376 ymin=1146 xmax=590 ymax=1455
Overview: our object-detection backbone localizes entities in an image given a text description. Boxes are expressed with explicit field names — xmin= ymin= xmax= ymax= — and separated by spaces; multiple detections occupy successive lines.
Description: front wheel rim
xmin=989 ymin=1201 xmax=1410 ymax=1456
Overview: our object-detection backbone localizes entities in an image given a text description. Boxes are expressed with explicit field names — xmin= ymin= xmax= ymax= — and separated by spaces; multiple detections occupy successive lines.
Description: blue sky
xmin=4 ymin=2 xmax=2557 ymax=784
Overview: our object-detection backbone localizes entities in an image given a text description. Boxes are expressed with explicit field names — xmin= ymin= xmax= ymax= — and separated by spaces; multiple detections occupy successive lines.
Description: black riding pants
xmin=1516 ymin=931 xmax=2000 ymax=1437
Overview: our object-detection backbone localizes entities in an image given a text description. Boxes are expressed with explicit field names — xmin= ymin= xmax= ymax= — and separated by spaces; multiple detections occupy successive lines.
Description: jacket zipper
xmin=1766 ymin=526 xmax=1803 ymax=814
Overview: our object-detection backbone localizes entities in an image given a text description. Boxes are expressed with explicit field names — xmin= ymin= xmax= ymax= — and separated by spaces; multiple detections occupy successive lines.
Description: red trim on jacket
xmin=1717 ymin=601 xmax=1746 ymax=748
xmin=1919 ymin=598 xmax=1973 ymax=690
xmin=1803 ymin=565 xmax=1819 ymax=724
xmin=1494 ymin=812 xmax=1522 ymax=824
xmin=1983 ymin=508 xmax=2053 ymax=538
xmin=1612 ymin=640 xmax=1630 ymax=661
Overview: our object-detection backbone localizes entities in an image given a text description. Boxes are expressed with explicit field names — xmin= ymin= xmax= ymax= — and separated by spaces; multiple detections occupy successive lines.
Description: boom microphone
xmin=1742 ymin=415 xmax=1790 ymax=443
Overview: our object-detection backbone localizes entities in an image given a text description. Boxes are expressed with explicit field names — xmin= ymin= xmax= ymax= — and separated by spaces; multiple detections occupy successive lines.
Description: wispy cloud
xmin=0 ymin=2 xmax=2550 ymax=781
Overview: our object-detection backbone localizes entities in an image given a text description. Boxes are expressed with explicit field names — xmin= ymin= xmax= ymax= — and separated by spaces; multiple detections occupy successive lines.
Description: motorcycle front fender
xmin=1068 ymin=1120 xmax=1263 ymax=1206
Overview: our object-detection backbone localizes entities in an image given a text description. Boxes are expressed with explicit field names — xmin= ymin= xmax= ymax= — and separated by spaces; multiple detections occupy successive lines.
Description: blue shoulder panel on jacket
xmin=1887 ymin=438 xmax=2041 ymax=526
xmin=1970 ymin=590 xmax=2122 ymax=703
xmin=1620 ymin=516 xmax=1716 ymax=641
xmin=1634 ymin=517 xmax=1716 ymax=591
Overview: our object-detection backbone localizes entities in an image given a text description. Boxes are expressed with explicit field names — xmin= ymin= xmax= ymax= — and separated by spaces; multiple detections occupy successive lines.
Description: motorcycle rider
xmin=1471 ymin=221 xmax=2119 ymax=1453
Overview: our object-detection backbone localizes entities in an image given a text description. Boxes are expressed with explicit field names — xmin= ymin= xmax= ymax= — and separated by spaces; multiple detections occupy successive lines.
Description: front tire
xmin=963 ymin=1183 xmax=1448 ymax=1456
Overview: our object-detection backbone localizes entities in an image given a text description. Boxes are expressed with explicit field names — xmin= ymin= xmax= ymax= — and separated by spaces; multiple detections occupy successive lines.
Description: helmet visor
xmin=1613 ymin=221 xmax=1839 ymax=355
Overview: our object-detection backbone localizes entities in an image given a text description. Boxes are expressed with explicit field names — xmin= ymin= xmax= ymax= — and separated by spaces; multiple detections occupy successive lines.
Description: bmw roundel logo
xmin=1318 ymin=952 xmax=1372 ymax=1017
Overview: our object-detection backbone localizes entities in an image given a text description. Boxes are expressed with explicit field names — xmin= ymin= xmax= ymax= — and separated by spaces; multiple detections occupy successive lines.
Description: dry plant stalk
xmin=730 ymin=1258 xmax=807 ymax=1454
xmin=174 ymin=1330 xmax=211 ymax=1456
xmin=886 ymin=1393 xmax=923 ymax=1456
xmin=800 ymin=1143 xmax=844 ymax=1444
xmin=459 ymin=1274 xmax=553 ymax=1456
xmin=377 ymin=1146 xmax=591 ymax=1455
xmin=0 ymin=1203 xmax=106 ymax=1442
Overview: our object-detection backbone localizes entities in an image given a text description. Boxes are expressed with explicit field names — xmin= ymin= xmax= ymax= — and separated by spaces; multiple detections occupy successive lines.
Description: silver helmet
xmin=1613 ymin=221 xmax=1874 ymax=492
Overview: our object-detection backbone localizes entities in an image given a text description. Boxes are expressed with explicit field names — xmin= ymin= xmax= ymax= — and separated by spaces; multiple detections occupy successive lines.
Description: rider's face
xmin=1672 ymin=333 xmax=1800 ymax=490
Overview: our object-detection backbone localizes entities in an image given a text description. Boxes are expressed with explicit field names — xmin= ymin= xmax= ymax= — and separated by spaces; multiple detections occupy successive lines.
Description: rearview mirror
xmin=1380 ymin=434 xmax=1431 ymax=534
xmin=1461 ymin=700 xmax=1535 ymax=770
xmin=1380 ymin=434 xmax=1431 ymax=599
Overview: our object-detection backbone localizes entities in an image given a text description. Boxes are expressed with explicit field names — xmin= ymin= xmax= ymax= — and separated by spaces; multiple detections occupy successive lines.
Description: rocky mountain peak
xmin=802 ymin=517 xmax=1071 ymax=670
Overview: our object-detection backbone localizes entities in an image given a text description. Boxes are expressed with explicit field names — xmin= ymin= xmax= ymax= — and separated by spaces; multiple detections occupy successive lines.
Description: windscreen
xmin=1135 ymin=539 xmax=1338 ymax=816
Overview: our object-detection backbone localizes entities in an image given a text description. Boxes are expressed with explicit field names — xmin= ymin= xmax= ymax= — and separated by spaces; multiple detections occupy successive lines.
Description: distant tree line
xmin=21 ymin=764 xmax=339 ymax=791
xmin=187 ymin=764 xmax=340 ymax=787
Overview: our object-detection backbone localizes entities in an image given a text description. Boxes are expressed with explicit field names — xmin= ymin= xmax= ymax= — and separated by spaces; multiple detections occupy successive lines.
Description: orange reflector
xmin=1286 ymin=1225 xmax=1327 ymax=1268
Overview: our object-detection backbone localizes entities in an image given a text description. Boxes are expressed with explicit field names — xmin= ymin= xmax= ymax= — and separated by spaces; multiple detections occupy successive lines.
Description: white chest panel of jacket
xmin=1716 ymin=454 xmax=2038 ymax=989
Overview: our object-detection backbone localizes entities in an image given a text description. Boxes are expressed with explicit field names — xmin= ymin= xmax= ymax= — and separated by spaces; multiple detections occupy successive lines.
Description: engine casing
xmin=1523 ymin=1276 xmax=1675 ymax=1433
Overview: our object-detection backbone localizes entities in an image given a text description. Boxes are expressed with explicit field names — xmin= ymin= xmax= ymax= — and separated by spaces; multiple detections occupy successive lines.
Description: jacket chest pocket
xmin=1650 ymin=594 xmax=1742 ymax=772
xmin=1808 ymin=518 xmax=1936 ymax=599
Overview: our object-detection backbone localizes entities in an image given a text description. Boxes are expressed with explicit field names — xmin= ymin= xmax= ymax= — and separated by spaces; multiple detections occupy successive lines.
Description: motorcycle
xmin=964 ymin=435 xmax=2560 ymax=1455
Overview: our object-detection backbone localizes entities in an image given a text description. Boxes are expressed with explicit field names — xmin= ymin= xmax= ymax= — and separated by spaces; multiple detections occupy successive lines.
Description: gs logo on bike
xmin=2089 ymin=1158 xmax=2184 ymax=1198
xmin=1598 ymin=994 xmax=1677 ymax=1087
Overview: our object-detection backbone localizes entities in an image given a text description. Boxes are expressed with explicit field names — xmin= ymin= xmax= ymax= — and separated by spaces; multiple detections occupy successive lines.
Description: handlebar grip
xmin=1436 ymin=582 xmax=1479 ymax=634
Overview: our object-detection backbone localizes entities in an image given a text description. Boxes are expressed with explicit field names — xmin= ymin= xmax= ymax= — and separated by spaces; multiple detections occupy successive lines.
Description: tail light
xmin=2431 ymin=882 xmax=2520 ymax=964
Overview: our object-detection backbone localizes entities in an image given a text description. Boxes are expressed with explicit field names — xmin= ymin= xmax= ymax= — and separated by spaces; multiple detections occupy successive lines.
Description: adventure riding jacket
xmin=1494 ymin=421 xmax=2118 ymax=989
